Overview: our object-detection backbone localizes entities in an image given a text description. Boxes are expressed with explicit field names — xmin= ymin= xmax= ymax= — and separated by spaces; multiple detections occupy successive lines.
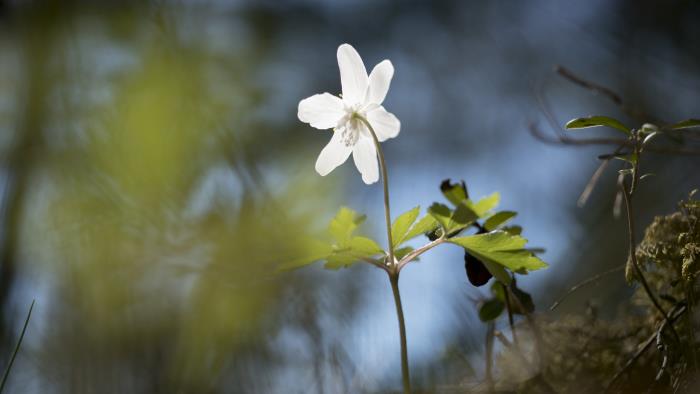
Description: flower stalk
xmin=357 ymin=114 xmax=411 ymax=393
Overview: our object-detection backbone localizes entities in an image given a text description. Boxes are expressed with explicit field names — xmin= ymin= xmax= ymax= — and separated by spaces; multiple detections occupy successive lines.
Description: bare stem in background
xmin=0 ymin=300 xmax=35 ymax=393
xmin=621 ymin=138 xmax=681 ymax=344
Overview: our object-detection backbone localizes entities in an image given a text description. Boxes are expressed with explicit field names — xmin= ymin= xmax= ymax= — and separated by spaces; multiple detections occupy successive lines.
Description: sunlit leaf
xmin=484 ymin=211 xmax=517 ymax=231
xmin=440 ymin=179 xmax=468 ymax=206
xmin=391 ymin=206 xmax=420 ymax=247
xmin=449 ymin=231 xmax=548 ymax=274
xmin=328 ymin=207 xmax=363 ymax=243
xmin=324 ymin=236 xmax=384 ymax=270
xmin=465 ymin=192 xmax=500 ymax=218
xmin=565 ymin=116 xmax=630 ymax=135
xmin=403 ymin=215 xmax=439 ymax=242
xmin=277 ymin=238 xmax=333 ymax=271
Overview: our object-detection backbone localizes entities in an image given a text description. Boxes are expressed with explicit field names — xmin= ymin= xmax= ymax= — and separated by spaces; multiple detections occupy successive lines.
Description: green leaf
xmin=449 ymin=231 xmax=548 ymax=274
xmin=484 ymin=211 xmax=517 ymax=231
xmin=349 ymin=236 xmax=384 ymax=256
xmin=395 ymin=246 xmax=415 ymax=261
xmin=565 ymin=116 xmax=630 ymax=135
xmin=502 ymin=225 xmax=522 ymax=235
xmin=391 ymin=206 xmax=420 ymax=247
xmin=429 ymin=202 xmax=478 ymax=235
xmin=465 ymin=192 xmax=500 ymax=218
xmin=328 ymin=207 xmax=363 ymax=243
xmin=277 ymin=238 xmax=333 ymax=271
xmin=448 ymin=203 xmax=479 ymax=233
xmin=478 ymin=298 xmax=505 ymax=322
xmin=428 ymin=203 xmax=453 ymax=231
xmin=324 ymin=236 xmax=384 ymax=270
xmin=667 ymin=119 xmax=700 ymax=130
xmin=403 ymin=215 xmax=439 ymax=242
xmin=440 ymin=179 xmax=468 ymax=206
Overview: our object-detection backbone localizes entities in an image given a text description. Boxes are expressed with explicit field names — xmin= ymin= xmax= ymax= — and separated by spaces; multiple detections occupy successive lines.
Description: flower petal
xmin=366 ymin=106 xmax=400 ymax=142
xmin=315 ymin=130 xmax=353 ymax=176
xmin=337 ymin=44 xmax=368 ymax=105
xmin=367 ymin=60 xmax=394 ymax=104
xmin=352 ymin=137 xmax=379 ymax=184
xmin=298 ymin=93 xmax=345 ymax=130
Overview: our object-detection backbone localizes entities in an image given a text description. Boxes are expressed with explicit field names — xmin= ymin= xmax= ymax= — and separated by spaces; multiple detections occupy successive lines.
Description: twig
xmin=528 ymin=123 xmax=700 ymax=155
xmin=549 ymin=265 xmax=625 ymax=311
xmin=485 ymin=322 xmax=495 ymax=393
xmin=621 ymin=180 xmax=681 ymax=345
xmin=554 ymin=65 xmax=659 ymax=124
xmin=502 ymin=282 xmax=519 ymax=348
xmin=0 ymin=299 xmax=35 ymax=393
xmin=604 ymin=305 xmax=686 ymax=392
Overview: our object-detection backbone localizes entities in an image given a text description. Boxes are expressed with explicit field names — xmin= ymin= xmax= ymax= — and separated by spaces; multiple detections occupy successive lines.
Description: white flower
xmin=298 ymin=43 xmax=401 ymax=184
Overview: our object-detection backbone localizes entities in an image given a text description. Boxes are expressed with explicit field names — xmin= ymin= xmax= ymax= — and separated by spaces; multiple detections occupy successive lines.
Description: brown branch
xmin=604 ymin=304 xmax=686 ymax=392
xmin=549 ymin=265 xmax=625 ymax=311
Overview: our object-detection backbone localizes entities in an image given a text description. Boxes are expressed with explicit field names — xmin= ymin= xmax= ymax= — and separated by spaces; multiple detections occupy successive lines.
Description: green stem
xmin=390 ymin=273 xmax=411 ymax=394
xmin=0 ymin=299 xmax=35 ymax=393
xmin=356 ymin=115 xmax=395 ymax=266
xmin=356 ymin=115 xmax=410 ymax=393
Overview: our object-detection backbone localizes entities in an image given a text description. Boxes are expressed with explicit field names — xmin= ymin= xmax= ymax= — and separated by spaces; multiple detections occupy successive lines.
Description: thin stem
xmin=397 ymin=237 xmax=445 ymax=271
xmin=390 ymin=273 xmax=411 ymax=394
xmin=502 ymin=282 xmax=519 ymax=348
xmin=485 ymin=322 xmax=495 ymax=393
xmin=0 ymin=299 xmax=35 ymax=393
xmin=355 ymin=115 xmax=410 ymax=392
xmin=620 ymin=139 xmax=681 ymax=343
xmin=356 ymin=115 xmax=395 ymax=266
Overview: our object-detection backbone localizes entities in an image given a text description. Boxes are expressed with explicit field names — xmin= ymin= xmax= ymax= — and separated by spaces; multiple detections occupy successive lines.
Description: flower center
xmin=336 ymin=104 xmax=367 ymax=147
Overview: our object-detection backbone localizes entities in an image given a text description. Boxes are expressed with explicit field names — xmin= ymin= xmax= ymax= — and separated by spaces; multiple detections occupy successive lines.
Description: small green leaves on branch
xmin=279 ymin=206 xmax=386 ymax=271
xmin=484 ymin=211 xmax=517 ymax=231
xmin=565 ymin=115 xmax=631 ymax=135
xmin=391 ymin=206 xmax=420 ymax=247
xmin=450 ymin=231 xmax=548 ymax=283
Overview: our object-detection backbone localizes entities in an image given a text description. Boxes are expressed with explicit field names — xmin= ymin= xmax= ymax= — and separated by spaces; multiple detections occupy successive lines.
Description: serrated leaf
xmin=391 ymin=206 xmax=420 ymax=247
xmin=667 ymin=119 xmax=700 ymax=130
xmin=448 ymin=203 xmax=479 ymax=233
xmin=404 ymin=215 xmax=439 ymax=242
xmin=277 ymin=238 xmax=333 ymax=271
xmin=395 ymin=246 xmax=415 ymax=261
xmin=502 ymin=225 xmax=522 ymax=235
xmin=465 ymin=192 xmax=500 ymax=218
xmin=440 ymin=179 xmax=468 ymax=206
xmin=428 ymin=203 xmax=452 ymax=231
xmin=449 ymin=231 xmax=548 ymax=275
xmin=328 ymin=207 xmax=363 ymax=243
xmin=349 ymin=236 xmax=384 ymax=256
xmin=324 ymin=236 xmax=384 ymax=270
xmin=484 ymin=211 xmax=517 ymax=231
xmin=565 ymin=116 xmax=630 ymax=135
xmin=478 ymin=298 xmax=505 ymax=322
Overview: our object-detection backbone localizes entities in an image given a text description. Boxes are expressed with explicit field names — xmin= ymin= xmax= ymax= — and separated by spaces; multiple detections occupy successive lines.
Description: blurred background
xmin=0 ymin=0 xmax=699 ymax=392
